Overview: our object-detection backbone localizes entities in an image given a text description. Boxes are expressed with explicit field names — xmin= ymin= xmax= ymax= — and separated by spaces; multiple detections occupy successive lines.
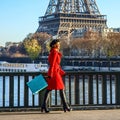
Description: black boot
xmin=60 ymin=90 xmax=72 ymax=112
xmin=41 ymin=89 xmax=51 ymax=113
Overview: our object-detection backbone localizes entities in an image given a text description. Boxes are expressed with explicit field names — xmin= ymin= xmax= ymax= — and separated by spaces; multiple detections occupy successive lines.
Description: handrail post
xmin=102 ymin=74 xmax=107 ymax=105
xmin=24 ymin=74 xmax=29 ymax=107
xmin=75 ymin=75 xmax=80 ymax=104
xmin=116 ymin=73 xmax=120 ymax=105
xmin=3 ymin=76 xmax=5 ymax=107
xmin=89 ymin=74 xmax=93 ymax=104
xmin=9 ymin=75 xmax=14 ymax=108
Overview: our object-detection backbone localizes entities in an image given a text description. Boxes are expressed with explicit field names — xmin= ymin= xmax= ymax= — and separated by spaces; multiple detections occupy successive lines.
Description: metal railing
xmin=0 ymin=71 xmax=120 ymax=111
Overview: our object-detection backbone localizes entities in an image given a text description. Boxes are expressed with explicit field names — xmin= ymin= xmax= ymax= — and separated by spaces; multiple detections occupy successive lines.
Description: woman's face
xmin=54 ymin=42 xmax=60 ymax=49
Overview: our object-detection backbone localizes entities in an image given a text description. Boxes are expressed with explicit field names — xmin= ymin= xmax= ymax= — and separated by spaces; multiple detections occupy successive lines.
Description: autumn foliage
xmin=0 ymin=31 xmax=120 ymax=59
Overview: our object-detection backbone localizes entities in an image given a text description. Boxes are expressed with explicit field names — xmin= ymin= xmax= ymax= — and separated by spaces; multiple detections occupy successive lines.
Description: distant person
xmin=41 ymin=39 xmax=71 ymax=113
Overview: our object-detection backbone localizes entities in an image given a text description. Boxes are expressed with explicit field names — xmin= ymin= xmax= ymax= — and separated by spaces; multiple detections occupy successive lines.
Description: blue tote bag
xmin=27 ymin=74 xmax=48 ymax=94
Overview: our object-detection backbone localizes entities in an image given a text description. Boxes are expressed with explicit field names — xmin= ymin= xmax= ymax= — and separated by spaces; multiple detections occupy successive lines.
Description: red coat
xmin=47 ymin=48 xmax=65 ymax=90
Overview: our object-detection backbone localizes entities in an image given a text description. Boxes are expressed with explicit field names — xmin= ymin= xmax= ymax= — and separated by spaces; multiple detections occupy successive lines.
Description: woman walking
xmin=41 ymin=39 xmax=71 ymax=113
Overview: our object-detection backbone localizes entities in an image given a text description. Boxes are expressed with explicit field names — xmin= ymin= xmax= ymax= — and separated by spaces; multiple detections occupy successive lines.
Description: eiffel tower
xmin=37 ymin=0 xmax=107 ymax=38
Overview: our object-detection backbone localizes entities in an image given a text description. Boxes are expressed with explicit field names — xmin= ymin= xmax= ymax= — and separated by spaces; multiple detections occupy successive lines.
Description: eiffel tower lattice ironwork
xmin=37 ymin=0 xmax=107 ymax=38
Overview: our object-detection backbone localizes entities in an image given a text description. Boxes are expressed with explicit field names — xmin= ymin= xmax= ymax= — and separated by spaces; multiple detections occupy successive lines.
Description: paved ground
xmin=0 ymin=109 xmax=120 ymax=120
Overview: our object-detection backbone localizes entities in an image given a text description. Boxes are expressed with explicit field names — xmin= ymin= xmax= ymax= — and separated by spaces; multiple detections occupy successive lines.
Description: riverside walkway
xmin=0 ymin=109 xmax=120 ymax=120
